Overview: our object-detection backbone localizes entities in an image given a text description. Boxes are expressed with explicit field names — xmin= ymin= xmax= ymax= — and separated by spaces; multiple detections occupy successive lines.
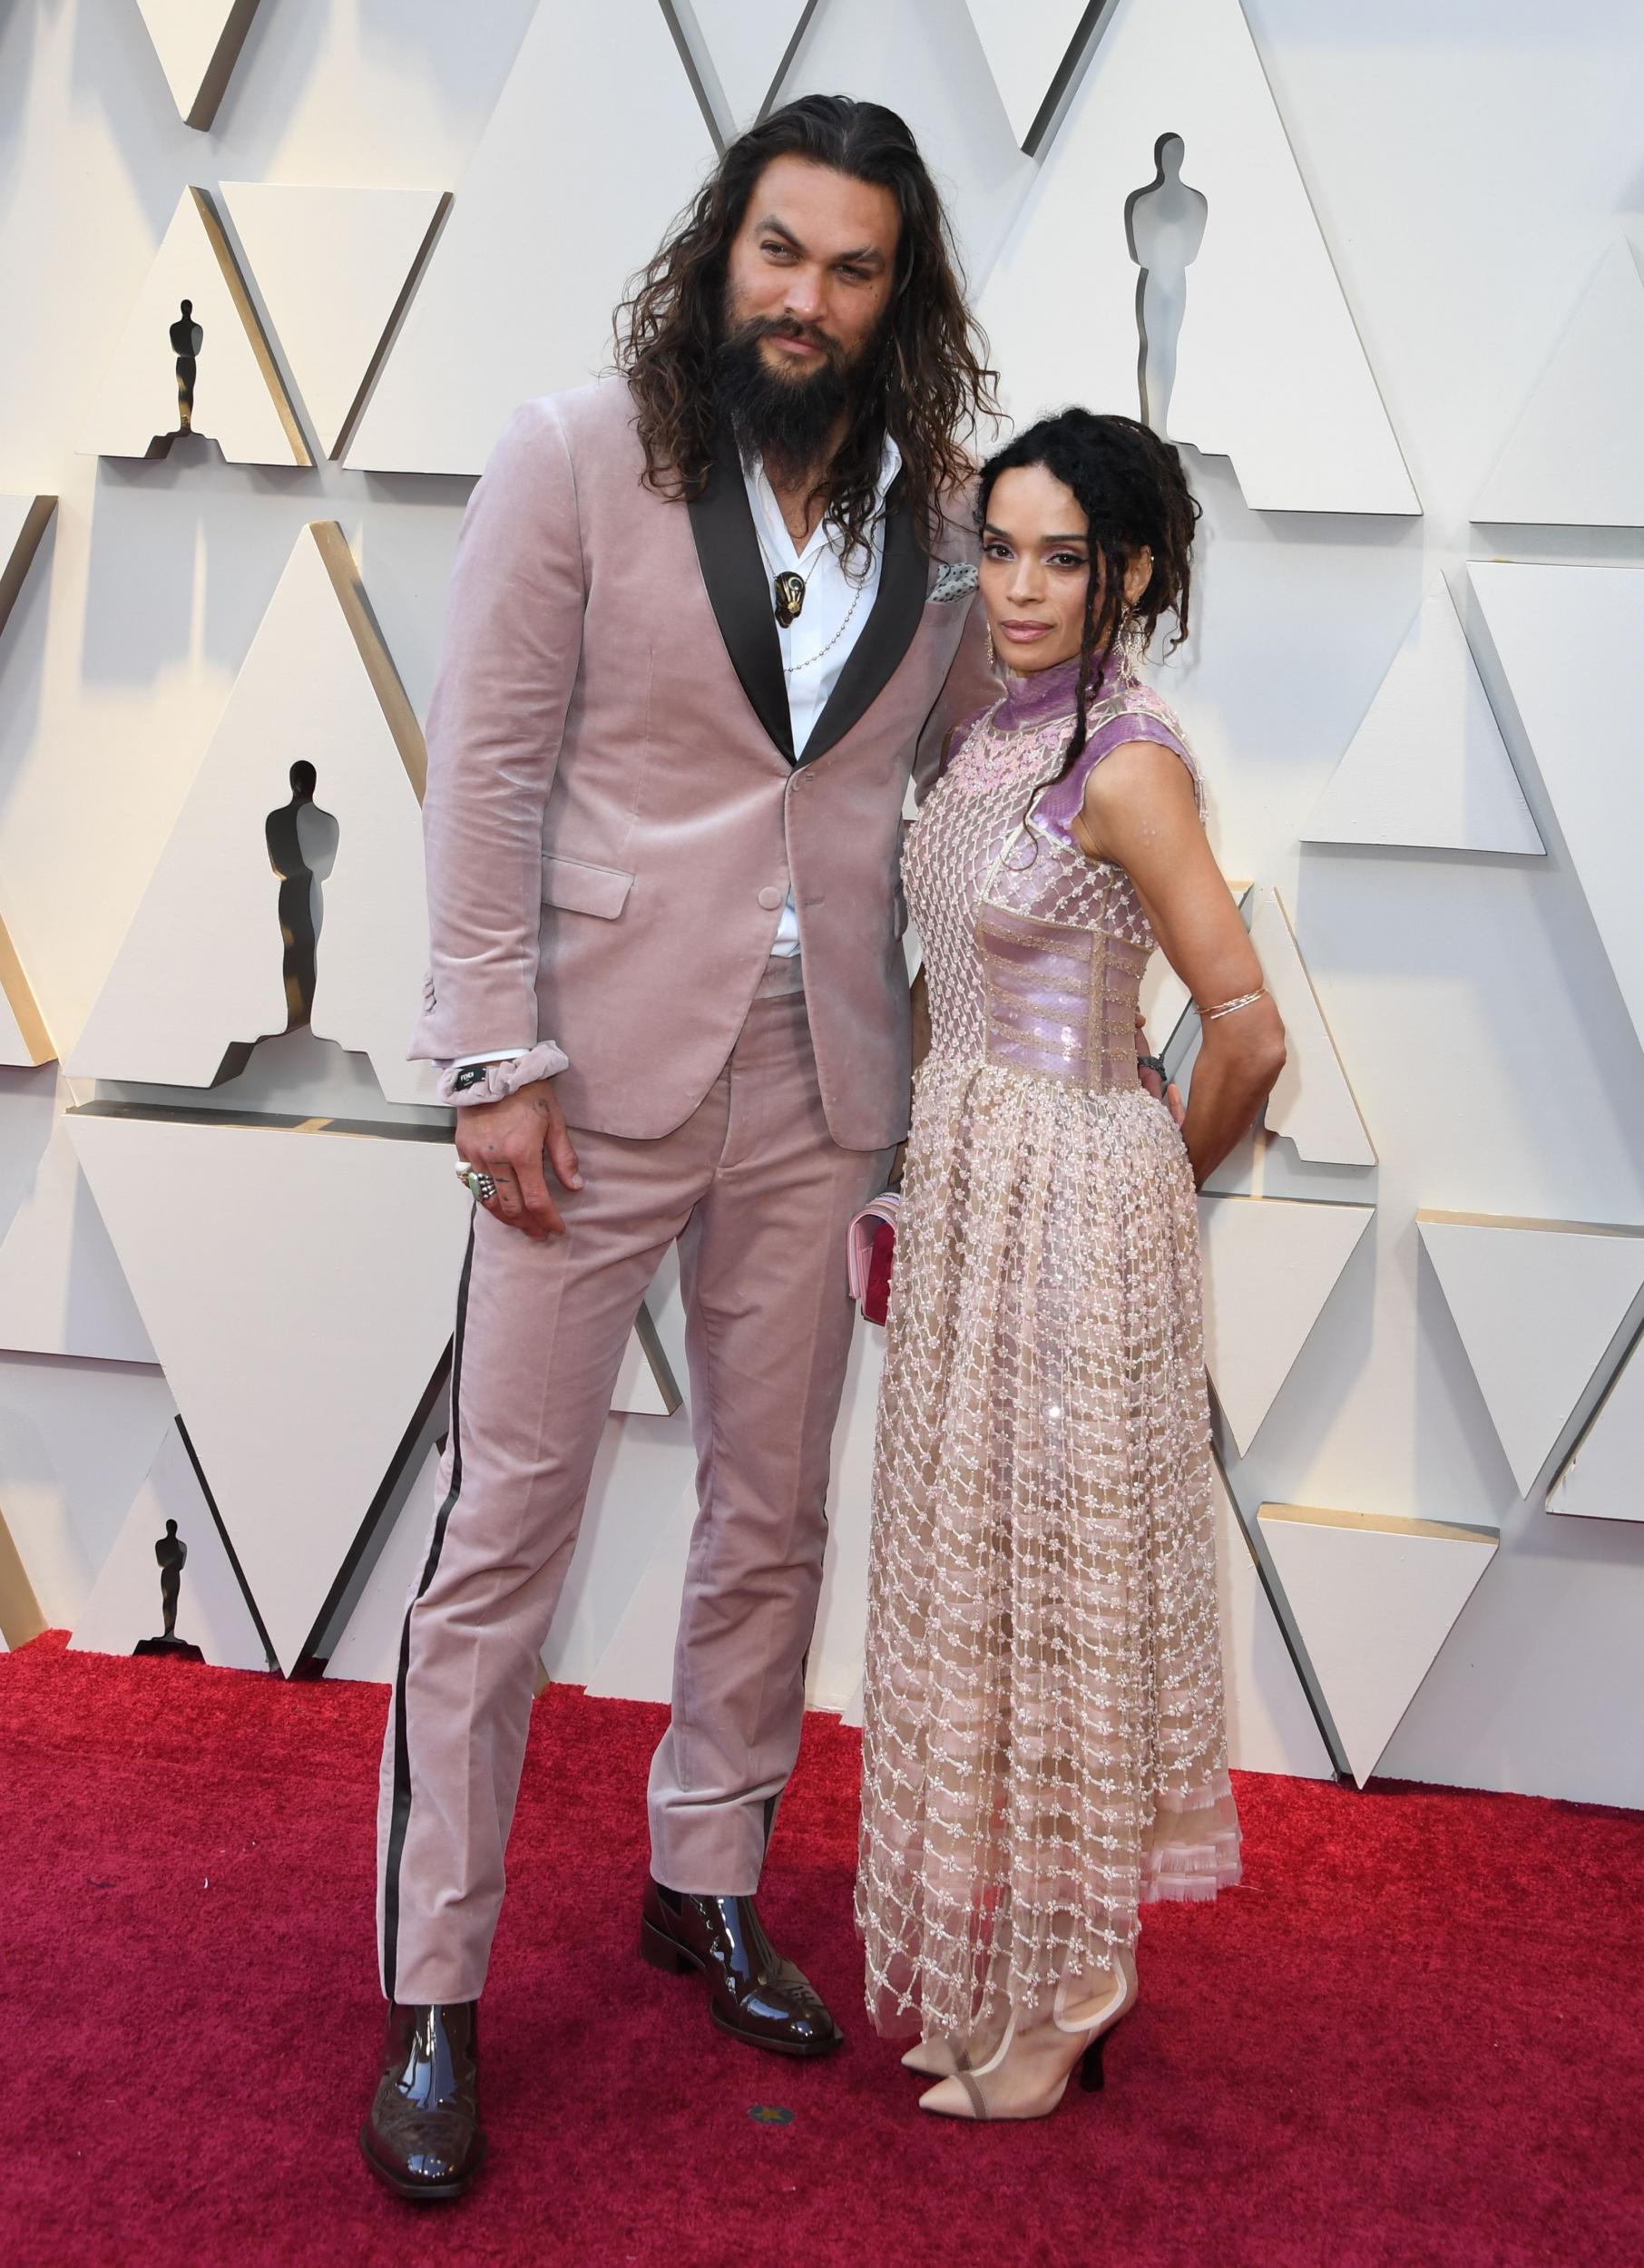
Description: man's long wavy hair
xmin=614 ymin=94 xmax=998 ymax=562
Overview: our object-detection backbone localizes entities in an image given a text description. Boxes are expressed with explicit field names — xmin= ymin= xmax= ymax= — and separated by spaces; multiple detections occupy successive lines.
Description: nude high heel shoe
xmin=902 ymin=2038 xmax=959 ymax=2077
xmin=916 ymin=1955 xmax=1136 ymax=2123
xmin=901 ymin=2005 xmax=1009 ymax=2078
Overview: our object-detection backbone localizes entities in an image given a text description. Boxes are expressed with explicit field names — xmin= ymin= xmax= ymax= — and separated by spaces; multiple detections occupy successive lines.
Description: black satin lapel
xmin=801 ymin=477 xmax=929 ymax=768
xmin=686 ymin=426 xmax=793 ymax=762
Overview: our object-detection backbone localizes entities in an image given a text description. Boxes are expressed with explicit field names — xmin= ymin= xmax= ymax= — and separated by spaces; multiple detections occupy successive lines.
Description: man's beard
xmin=713 ymin=307 xmax=875 ymax=477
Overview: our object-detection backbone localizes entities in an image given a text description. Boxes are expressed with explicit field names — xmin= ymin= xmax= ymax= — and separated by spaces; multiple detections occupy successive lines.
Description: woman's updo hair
xmin=976 ymin=408 xmax=1200 ymax=776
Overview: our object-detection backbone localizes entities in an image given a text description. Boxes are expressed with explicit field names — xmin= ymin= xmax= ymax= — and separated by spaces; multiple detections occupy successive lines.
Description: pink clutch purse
xmin=847 ymin=1191 xmax=900 ymax=1325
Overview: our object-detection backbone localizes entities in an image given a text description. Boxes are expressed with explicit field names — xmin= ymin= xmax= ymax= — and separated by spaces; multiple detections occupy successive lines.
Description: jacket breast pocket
xmin=541 ymin=855 xmax=635 ymax=920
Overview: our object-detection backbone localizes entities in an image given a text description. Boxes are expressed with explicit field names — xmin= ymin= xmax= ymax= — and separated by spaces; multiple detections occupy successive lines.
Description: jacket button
xmin=757 ymin=886 xmax=784 ymax=910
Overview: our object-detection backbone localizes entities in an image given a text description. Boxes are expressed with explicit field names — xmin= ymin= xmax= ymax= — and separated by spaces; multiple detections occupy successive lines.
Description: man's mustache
xmin=739 ymin=315 xmax=846 ymax=367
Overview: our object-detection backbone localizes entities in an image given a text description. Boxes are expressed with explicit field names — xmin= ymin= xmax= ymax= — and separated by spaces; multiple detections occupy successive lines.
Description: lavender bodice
xmin=906 ymin=653 xmax=1199 ymax=1093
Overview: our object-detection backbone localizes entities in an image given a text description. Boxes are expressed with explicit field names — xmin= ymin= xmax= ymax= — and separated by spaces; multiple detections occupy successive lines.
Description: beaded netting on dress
xmin=855 ymin=650 xmax=1241 ymax=2046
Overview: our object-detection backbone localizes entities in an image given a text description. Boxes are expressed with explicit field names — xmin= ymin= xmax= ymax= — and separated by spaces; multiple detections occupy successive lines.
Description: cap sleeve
xmin=1029 ymin=685 xmax=1202 ymax=845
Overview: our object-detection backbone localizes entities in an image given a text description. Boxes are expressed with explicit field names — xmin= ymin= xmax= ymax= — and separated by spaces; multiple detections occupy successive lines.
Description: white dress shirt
xmin=747 ymin=433 xmax=901 ymax=951
xmin=452 ymin=432 xmax=902 ymax=1065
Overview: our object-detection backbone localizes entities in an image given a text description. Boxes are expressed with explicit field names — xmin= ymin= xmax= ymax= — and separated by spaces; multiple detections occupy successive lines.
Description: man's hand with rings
xmin=455 ymin=1080 xmax=582 ymax=1239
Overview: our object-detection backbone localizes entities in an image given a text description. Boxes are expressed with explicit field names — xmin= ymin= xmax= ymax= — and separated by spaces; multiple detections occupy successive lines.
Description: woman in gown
xmin=855 ymin=409 xmax=1287 ymax=2122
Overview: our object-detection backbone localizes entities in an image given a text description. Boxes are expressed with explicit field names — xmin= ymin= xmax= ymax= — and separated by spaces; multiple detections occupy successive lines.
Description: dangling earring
xmin=985 ymin=621 xmax=998 ymax=673
xmin=1117 ymin=611 xmax=1147 ymax=677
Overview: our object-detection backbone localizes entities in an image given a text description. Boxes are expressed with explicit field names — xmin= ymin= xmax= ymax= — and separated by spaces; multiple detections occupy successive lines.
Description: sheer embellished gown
xmin=856 ymin=650 xmax=1241 ymax=2050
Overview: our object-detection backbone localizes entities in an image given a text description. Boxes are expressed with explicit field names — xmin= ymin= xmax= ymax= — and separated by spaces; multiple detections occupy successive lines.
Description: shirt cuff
xmin=436 ymin=1041 xmax=569 ymax=1104
xmin=448 ymin=1048 xmax=530 ymax=1068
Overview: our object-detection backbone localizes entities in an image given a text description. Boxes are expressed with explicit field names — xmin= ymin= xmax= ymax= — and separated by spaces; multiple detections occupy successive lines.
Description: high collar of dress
xmin=996 ymin=646 xmax=1128 ymax=730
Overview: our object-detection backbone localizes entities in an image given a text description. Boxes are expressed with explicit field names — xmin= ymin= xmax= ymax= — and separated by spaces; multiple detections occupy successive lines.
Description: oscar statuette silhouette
xmin=169 ymin=298 xmax=204 ymax=435
xmin=1126 ymin=134 xmax=1208 ymax=439
xmin=133 ymin=1518 xmax=205 ymax=1662
xmin=264 ymin=760 xmax=339 ymax=1030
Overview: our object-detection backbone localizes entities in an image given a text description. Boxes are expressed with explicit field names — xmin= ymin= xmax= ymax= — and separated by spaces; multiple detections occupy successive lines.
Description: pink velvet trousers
xmin=377 ymin=957 xmax=891 ymax=2004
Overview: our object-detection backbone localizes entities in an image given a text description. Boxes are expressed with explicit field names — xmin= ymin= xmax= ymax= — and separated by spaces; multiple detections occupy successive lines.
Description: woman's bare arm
xmin=1075 ymin=744 xmax=1285 ymax=1188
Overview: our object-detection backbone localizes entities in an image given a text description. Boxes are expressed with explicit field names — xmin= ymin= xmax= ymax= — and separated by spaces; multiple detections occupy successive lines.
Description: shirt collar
xmin=746 ymin=431 xmax=903 ymax=571
xmin=869 ymin=430 xmax=904 ymax=504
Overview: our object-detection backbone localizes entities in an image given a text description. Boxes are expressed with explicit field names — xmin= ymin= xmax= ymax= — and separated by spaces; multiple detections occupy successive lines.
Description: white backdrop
xmin=2 ymin=0 xmax=1642 ymax=1805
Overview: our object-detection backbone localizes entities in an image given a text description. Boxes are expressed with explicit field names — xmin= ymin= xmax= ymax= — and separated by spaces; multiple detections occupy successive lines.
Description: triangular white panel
xmin=70 ymin=523 xmax=436 ymax=1107
xmin=346 ymin=0 xmax=714 ymax=475
xmin=134 ymin=0 xmax=261 ymax=129
xmin=0 ymin=909 xmax=54 ymax=1068
xmin=611 ymin=1302 xmax=683 ymax=1416
xmin=69 ymin=1421 xmax=267 ymax=1670
xmin=1419 ymin=1212 xmax=1644 ymax=1498
xmin=79 ymin=188 xmax=308 ymax=465
xmin=325 ymin=1442 xmax=442 ymax=1683
xmin=0 ymin=1360 xmax=176 ymax=1629
xmin=0 ymin=989 xmax=41 ymax=1069
xmin=1258 ymin=1504 xmax=1497 ymax=1785
xmin=1198 ymin=1195 xmax=1374 ymax=1456
xmin=979 ymin=0 xmax=1417 ymax=513
xmin=1212 ymin=1460 xmax=1333 ymax=1778
xmin=1548 ymin=1333 xmax=1644 ymax=1525
xmin=582 ymin=1480 xmax=699 ymax=1703
xmin=0 ymin=530 xmax=54 ymax=1088
xmin=674 ymin=0 xmax=817 ymax=138
xmin=1472 ymin=562 xmax=1644 ymax=1061
xmin=1475 ymin=238 xmax=1644 ymax=527
xmin=1304 ymin=578 xmax=1543 ymax=855
xmin=0 ymin=1070 xmax=155 ymax=1363
xmin=65 ymin=1110 xmax=472 ymax=1673
xmin=1248 ymin=887 xmax=1375 ymax=1167
xmin=0 ymin=494 xmax=55 ymax=644
xmin=0 ymin=1500 xmax=47 ymax=1650
xmin=219 ymin=184 xmax=449 ymax=458
xmin=961 ymin=0 xmax=1091 ymax=148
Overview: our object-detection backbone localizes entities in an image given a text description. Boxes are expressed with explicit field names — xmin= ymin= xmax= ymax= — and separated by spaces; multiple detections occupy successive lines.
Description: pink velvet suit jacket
xmin=410 ymin=376 xmax=993 ymax=1151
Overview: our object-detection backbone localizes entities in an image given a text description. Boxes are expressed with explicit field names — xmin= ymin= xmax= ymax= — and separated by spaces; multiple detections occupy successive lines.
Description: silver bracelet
xmin=1200 ymin=986 xmax=1267 ymax=1022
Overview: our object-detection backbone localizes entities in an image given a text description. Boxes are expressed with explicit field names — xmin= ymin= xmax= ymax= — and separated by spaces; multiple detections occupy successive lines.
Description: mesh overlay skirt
xmin=854 ymin=1057 xmax=1242 ymax=2043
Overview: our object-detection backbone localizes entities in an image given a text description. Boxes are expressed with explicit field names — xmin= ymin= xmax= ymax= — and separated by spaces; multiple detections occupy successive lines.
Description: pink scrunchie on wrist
xmin=435 ymin=1042 xmax=570 ymax=1106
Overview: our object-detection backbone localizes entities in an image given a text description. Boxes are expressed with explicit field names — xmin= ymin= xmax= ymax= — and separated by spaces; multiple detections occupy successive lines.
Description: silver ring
xmin=460 ymin=1168 xmax=498 ymax=1204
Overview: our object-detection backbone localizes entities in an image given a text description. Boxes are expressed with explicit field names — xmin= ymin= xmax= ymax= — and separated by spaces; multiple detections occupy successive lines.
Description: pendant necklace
xmin=782 ymin=578 xmax=866 ymax=675
xmin=754 ymin=519 xmax=866 ymax=674
xmin=751 ymin=501 xmax=810 ymax=627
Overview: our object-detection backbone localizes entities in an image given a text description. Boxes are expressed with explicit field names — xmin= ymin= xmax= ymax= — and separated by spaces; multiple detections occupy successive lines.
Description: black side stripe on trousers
xmin=381 ymin=1214 xmax=476 ymax=2004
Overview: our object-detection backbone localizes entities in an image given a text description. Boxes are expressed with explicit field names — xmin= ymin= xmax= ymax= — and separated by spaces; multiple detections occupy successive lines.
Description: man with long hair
xmin=363 ymin=95 xmax=997 ymax=2200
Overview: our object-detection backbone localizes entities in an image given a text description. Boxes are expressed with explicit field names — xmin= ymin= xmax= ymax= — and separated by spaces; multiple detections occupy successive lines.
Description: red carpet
xmin=4 ymin=1633 xmax=1640 ymax=2268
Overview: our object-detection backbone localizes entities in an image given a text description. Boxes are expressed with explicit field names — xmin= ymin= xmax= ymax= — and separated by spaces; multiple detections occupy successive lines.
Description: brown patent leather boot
xmin=640 ymin=1878 xmax=843 ymax=2057
xmin=360 ymin=2000 xmax=485 ymax=2201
